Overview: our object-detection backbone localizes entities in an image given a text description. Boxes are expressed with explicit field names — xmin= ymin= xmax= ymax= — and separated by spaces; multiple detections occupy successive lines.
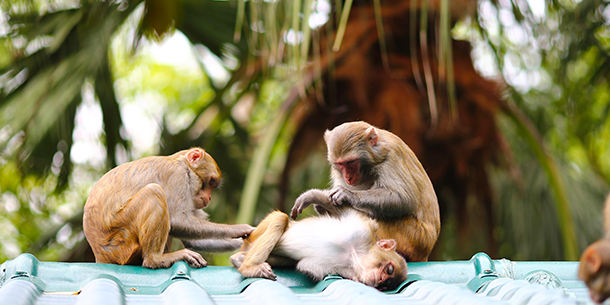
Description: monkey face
xmin=194 ymin=174 xmax=221 ymax=209
xmin=195 ymin=187 xmax=212 ymax=209
xmin=333 ymin=158 xmax=361 ymax=185
xmin=185 ymin=148 xmax=222 ymax=210
xmin=584 ymin=268 xmax=610 ymax=304
xmin=580 ymin=240 xmax=610 ymax=303
xmin=581 ymin=241 xmax=610 ymax=303
xmin=359 ymin=239 xmax=408 ymax=291
xmin=324 ymin=122 xmax=387 ymax=188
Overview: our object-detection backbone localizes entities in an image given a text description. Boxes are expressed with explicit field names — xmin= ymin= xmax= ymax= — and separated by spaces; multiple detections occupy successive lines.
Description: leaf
xmin=179 ymin=0 xmax=248 ymax=59
xmin=0 ymin=2 xmax=133 ymax=179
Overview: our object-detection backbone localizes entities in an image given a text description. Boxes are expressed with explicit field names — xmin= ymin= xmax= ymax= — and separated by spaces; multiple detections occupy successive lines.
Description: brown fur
xmin=234 ymin=211 xmax=291 ymax=280
xmin=580 ymin=194 xmax=610 ymax=303
xmin=232 ymin=210 xmax=408 ymax=291
xmin=291 ymin=121 xmax=440 ymax=262
xmin=83 ymin=147 xmax=253 ymax=269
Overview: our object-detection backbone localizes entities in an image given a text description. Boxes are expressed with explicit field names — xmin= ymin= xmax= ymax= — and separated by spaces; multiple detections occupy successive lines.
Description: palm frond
xmin=0 ymin=2 xmax=136 ymax=187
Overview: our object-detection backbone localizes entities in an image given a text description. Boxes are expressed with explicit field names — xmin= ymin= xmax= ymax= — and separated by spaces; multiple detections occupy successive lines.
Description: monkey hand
xmin=329 ymin=186 xmax=356 ymax=207
xmin=291 ymin=193 xmax=312 ymax=219
xmin=231 ymin=224 xmax=255 ymax=238
xmin=291 ymin=189 xmax=328 ymax=219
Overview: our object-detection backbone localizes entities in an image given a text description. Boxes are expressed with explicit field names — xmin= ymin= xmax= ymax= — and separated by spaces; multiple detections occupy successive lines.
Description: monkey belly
xmin=375 ymin=217 xmax=437 ymax=262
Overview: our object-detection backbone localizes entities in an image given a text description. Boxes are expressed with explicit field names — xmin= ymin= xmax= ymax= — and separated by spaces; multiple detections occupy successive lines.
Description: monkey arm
xmin=330 ymin=186 xmax=411 ymax=219
xmin=182 ymin=238 xmax=243 ymax=252
xmin=296 ymin=258 xmax=332 ymax=281
xmin=169 ymin=213 xmax=254 ymax=240
xmin=291 ymin=189 xmax=343 ymax=219
xmin=296 ymin=258 xmax=358 ymax=282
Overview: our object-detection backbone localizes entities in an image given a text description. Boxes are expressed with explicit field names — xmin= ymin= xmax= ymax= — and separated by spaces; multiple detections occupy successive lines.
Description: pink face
xmin=334 ymin=158 xmax=361 ymax=186
xmin=358 ymin=239 xmax=405 ymax=291
xmin=358 ymin=260 xmax=403 ymax=292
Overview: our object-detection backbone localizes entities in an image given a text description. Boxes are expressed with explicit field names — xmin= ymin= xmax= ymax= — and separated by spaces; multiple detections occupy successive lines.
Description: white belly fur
xmin=273 ymin=210 xmax=372 ymax=262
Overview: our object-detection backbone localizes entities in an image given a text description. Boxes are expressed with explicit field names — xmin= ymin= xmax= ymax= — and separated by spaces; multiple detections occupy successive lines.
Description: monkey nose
xmin=344 ymin=174 xmax=355 ymax=185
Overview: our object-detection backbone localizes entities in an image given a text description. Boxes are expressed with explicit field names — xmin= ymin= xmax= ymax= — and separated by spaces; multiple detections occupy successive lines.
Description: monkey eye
xmin=209 ymin=178 xmax=217 ymax=187
xmin=385 ymin=264 xmax=394 ymax=275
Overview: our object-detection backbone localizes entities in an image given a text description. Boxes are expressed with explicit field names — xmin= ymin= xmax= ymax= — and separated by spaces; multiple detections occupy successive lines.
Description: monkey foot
xmin=230 ymin=252 xmax=245 ymax=268
xmin=143 ymin=249 xmax=208 ymax=269
xmin=182 ymin=249 xmax=208 ymax=268
xmin=239 ymin=262 xmax=277 ymax=281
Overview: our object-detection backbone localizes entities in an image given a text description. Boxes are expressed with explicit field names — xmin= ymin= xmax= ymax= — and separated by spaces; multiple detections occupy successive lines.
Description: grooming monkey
xmin=291 ymin=121 xmax=440 ymax=262
xmin=579 ymin=193 xmax=610 ymax=303
xmin=231 ymin=210 xmax=408 ymax=291
xmin=83 ymin=148 xmax=254 ymax=269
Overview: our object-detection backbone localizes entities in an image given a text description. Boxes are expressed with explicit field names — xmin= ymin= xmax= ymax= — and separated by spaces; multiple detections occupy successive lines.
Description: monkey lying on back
xmin=579 ymin=193 xmax=610 ymax=303
xmin=83 ymin=148 xmax=254 ymax=269
xmin=231 ymin=210 xmax=407 ymax=291
xmin=291 ymin=121 xmax=440 ymax=262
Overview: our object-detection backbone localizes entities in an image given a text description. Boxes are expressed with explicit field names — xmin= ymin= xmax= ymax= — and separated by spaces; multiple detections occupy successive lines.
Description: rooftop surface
xmin=0 ymin=252 xmax=596 ymax=304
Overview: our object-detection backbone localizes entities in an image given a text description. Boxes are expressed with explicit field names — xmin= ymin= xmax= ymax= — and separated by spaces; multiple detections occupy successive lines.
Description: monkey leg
xmin=231 ymin=211 xmax=284 ymax=268
xmin=377 ymin=218 xmax=436 ymax=262
xmin=266 ymin=255 xmax=298 ymax=267
xmin=134 ymin=184 xmax=207 ymax=269
xmin=236 ymin=211 xmax=289 ymax=280
xmin=93 ymin=184 xmax=206 ymax=268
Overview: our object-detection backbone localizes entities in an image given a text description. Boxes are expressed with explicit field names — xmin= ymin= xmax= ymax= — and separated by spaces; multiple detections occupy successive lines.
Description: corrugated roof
xmin=0 ymin=253 xmax=595 ymax=304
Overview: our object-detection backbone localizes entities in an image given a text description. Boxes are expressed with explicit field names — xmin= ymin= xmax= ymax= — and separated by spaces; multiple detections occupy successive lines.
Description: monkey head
xmin=184 ymin=148 xmax=222 ymax=209
xmin=324 ymin=121 xmax=389 ymax=187
xmin=358 ymin=239 xmax=408 ymax=291
xmin=580 ymin=239 xmax=610 ymax=303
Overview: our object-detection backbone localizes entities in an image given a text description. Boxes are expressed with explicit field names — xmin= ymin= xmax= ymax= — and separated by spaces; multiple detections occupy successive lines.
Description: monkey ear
xmin=582 ymin=246 xmax=603 ymax=274
xmin=377 ymin=239 xmax=397 ymax=251
xmin=366 ymin=127 xmax=378 ymax=146
xmin=323 ymin=129 xmax=332 ymax=143
xmin=187 ymin=148 xmax=205 ymax=165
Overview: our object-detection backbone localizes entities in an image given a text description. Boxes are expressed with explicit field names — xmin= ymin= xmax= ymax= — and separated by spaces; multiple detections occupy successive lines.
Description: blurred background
xmin=1 ymin=0 xmax=609 ymax=265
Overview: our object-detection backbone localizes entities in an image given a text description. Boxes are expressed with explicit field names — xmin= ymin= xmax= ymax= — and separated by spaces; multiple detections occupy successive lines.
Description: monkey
xmin=579 ymin=193 xmax=610 ymax=303
xmin=83 ymin=147 xmax=254 ymax=269
xmin=290 ymin=121 xmax=440 ymax=262
xmin=230 ymin=209 xmax=408 ymax=291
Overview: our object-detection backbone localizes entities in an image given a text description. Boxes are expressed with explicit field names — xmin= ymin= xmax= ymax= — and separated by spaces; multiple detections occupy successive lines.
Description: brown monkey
xmin=579 ymin=193 xmax=610 ymax=303
xmin=291 ymin=121 xmax=440 ymax=262
xmin=230 ymin=210 xmax=408 ymax=291
xmin=83 ymin=147 xmax=254 ymax=269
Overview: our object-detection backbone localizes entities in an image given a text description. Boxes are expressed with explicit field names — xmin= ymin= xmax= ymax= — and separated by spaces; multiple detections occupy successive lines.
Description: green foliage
xmin=0 ymin=160 xmax=88 ymax=262
xmin=471 ymin=0 xmax=610 ymax=259
xmin=492 ymin=115 xmax=608 ymax=260
xmin=475 ymin=0 xmax=610 ymax=181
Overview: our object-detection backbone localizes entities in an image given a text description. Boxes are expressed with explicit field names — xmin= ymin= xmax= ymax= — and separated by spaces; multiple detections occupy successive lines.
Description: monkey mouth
xmin=195 ymin=197 xmax=209 ymax=209
xmin=591 ymin=291 xmax=610 ymax=303
xmin=344 ymin=175 xmax=357 ymax=185
xmin=361 ymin=270 xmax=380 ymax=288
